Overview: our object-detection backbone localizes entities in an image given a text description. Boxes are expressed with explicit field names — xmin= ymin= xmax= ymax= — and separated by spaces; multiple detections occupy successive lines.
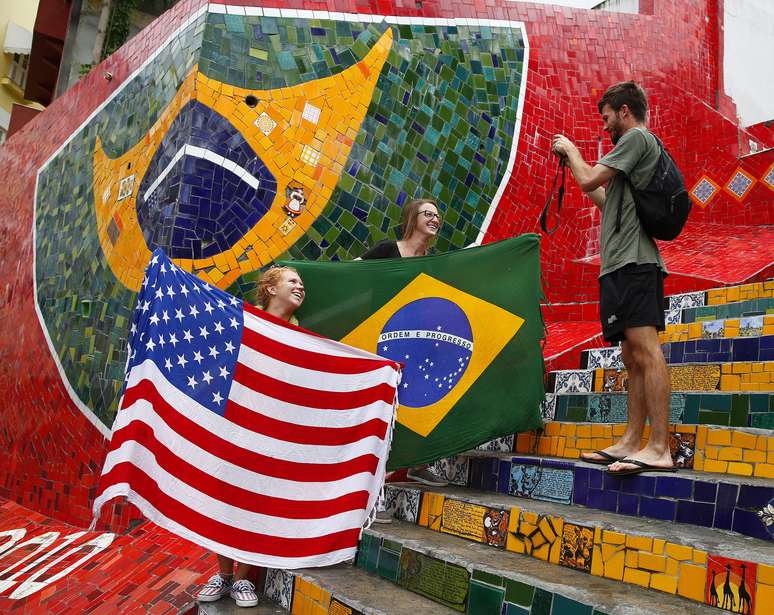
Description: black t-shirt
xmin=360 ymin=240 xmax=401 ymax=260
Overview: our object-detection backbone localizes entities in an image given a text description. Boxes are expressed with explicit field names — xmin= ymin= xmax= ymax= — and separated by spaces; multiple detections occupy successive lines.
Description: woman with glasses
xmin=360 ymin=198 xmax=449 ymax=512
xmin=361 ymin=198 xmax=443 ymax=260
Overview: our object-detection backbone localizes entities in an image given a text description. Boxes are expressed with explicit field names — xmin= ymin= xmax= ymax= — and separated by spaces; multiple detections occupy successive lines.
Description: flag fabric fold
xmin=93 ymin=249 xmax=401 ymax=568
xmin=282 ymin=235 xmax=545 ymax=470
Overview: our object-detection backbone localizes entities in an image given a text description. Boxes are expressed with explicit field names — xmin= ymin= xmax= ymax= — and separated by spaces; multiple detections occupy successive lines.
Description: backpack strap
xmin=540 ymin=158 xmax=566 ymax=235
xmin=615 ymin=130 xmax=662 ymax=233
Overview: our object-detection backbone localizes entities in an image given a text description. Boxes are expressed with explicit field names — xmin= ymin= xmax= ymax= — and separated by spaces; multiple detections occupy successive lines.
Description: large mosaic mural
xmin=33 ymin=6 xmax=528 ymax=430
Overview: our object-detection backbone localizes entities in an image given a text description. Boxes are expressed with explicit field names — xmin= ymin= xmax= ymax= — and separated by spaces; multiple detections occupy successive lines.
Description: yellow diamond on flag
xmin=341 ymin=273 xmax=524 ymax=437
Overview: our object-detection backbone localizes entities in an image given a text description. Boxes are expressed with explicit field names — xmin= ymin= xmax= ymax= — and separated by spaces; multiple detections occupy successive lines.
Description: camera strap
xmin=539 ymin=158 xmax=566 ymax=235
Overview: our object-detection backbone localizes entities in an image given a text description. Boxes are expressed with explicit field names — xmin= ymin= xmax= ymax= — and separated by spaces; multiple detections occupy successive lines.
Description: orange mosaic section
xmin=719 ymin=362 xmax=774 ymax=392
xmin=291 ymin=575 xmax=333 ymax=615
xmin=659 ymin=314 xmax=774 ymax=343
xmin=517 ymin=422 xmax=774 ymax=478
xmin=592 ymin=363 xmax=773 ymax=393
xmin=706 ymin=281 xmax=773 ymax=305
xmin=413 ymin=488 xmax=770 ymax=613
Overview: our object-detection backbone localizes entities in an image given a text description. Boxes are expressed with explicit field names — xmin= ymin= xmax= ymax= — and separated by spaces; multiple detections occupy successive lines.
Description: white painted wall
xmin=724 ymin=0 xmax=774 ymax=126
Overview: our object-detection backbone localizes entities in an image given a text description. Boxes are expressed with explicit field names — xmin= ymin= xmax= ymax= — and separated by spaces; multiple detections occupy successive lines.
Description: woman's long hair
xmin=401 ymin=198 xmax=439 ymax=249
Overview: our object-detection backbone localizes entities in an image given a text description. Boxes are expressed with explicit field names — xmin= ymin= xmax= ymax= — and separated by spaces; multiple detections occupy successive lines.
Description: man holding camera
xmin=551 ymin=81 xmax=674 ymax=476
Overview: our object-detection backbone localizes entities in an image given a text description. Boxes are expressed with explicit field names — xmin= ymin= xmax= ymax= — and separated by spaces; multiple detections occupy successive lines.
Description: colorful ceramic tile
xmin=428 ymin=456 xmax=470 ymax=486
xmin=541 ymin=393 xmax=557 ymax=421
xmin=477 ymin=435 xmax=515 ymax=453
xmin=440 ymin=499 xmax=509 ymax=548
xmin=724 ymin=168 xmax=756 ymax=201
xmin=701 ymin=319 xmax=725 ymax=339
xmin=739 ymin=316 xmax=764 ymax=337
xmin=264 ymin=567 xmax=294 ymax=610
xmin=758 ymin=500 xmax=774 ymax=538
xmin=669 ymin=291 xmax=706 ymax=311
xmin=669 ymin=431 xmax=696 ymax=468
xmin=509 ymin=464 xmax=574 ymax=504
xmin=397 ymin=548 xmax=469 ymax=612
xmin=690 ymin=176 xmax=720 ymax=208
xmin=384 ymin=485 xmax=421 ymax=523
xmin=559 ymin=523 xmax=594 ymax=573
xmin=554 ymin=370 xmax=594 ymax=394
xmin=585 ymin=347 xmax=623 ymax=370
xmin=705 ymin=555 xmax=756 ymax=613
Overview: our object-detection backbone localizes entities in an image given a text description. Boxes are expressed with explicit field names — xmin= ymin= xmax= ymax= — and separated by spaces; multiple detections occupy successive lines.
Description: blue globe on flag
xmin=377 ymin=297 xmax=474 ymax=407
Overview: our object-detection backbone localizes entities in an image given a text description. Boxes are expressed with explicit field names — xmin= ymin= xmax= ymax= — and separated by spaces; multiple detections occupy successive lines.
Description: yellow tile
xmin=769 ymin=437 xmax=774 ymax=451
xmin=733 ymin=430 xmax=759 ymax=449
xmin=623 ymin=567 xmax=650 ymax=588
xmin=591 ymin=545 xmax=604 ymax=577
xmin=544 ymin=422 xmax=561 ymax=436
xmin=727 ymin=462 xmax=753 ymax=476
xmin=704 ymin=446 xmax=719 ymax=459
xmin=652 ymin=538 xmax=665 ymax=554
xmin=666 ymin=558 xmax=679 ymax=576
xmin=752 ymin=363 xmax=764 ymax=372
xmin=692 ymin=550 xmax=707 ymax=565
xmin=602 ymin=548 xmax=625 ymax=580
xmin=594 ymin=527 xmax=602 ymax=544
xmin=756 ymin=584 xmax=774 ymax=615
xmin=696 ymin=426 xmax=708 ymax=449
xmin=564 ymin=448 xmax=581 ymax=459
xmin=754 ymin=464 xmax=774 ymax=479
xmin=538 ymin=517 xmax=557 ymax=543
xmin=706 ymin=429 xmax=732 ymax=446
xmin=718 ymin=447 xmax=742 ymax=461
xmin=743 ymin=449 xmax=766 ymax=463
xmin=665 ymin=543 xmax=693 ymax=561
xmin=577 ymin=424 xmax=592 ymax=438
xmin=722 ymin=363 xmax=733 ymax=374
xmin=612 ymin=424 xmax=627 ymax=436
xmin=733 ymin=362 xmax=752 ymax=374
xmin=702 ymin=458 xmax=729 ymax=473
xmin=758 ymin=563 xmax=774 ymax=585
xmin=602 ymin=530 xmax=626 ymax=545
xmin=639 ymin=553 xmax=667 ymax=573
xmin=625 ymin=550 xmax=638 ymax=568
xmin=626 ymin=535 xmax=653 ymax=551
xmin=650 ymin=573 xmax=678 ymax=594
xmin=720 ymin=374 xmax=741 ymax=390
xmin=677 ymin=563 xmax=707 ymax=602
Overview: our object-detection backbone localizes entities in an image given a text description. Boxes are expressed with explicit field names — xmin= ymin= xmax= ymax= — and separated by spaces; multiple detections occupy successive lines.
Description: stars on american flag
xmin=126 ymin=251 xmax=244 ymax=416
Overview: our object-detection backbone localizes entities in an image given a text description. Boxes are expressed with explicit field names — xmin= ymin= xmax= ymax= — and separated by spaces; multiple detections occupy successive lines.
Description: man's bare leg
xmin=607 ymin=325 xmax=673 ymax=471
xmin=581 ymin=338 xmax=647 ymax=463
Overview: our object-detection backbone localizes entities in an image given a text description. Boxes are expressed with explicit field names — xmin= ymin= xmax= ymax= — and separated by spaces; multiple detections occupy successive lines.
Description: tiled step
xmin=195 ymin=599 xmax=284 ymax=614
xmin=665 ymin=293 xmax=774 ymax=326
xmin=547 ymin=391 xmax=774 ymax=429
xmin=361 ymin=521 xmax=721 ymax=615
xmin=660 ymin=315 xmax=774 ymax=344
xmin=508 ymin=421 xmax=774 ymax=479
xmin=380 ymin=483 xmax=774 ymax=613
xmin=548 ymin=361 xmax=774 ymax=394
xmin=428 ymin=451 xmax=774 ymax=540
xmin=667 ymin=281 xmax=773 ymax=313
xmin=580 ymin=326 xmax=774 ymax=370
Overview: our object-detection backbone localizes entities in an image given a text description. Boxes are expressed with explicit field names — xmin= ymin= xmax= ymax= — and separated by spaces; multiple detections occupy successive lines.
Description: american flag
xmin=93 ymin=250 xmax=401 ymax=568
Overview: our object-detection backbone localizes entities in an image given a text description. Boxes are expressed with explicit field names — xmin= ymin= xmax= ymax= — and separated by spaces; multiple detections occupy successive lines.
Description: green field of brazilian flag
xmin=283 ymin=235 xmax=545 ymax=469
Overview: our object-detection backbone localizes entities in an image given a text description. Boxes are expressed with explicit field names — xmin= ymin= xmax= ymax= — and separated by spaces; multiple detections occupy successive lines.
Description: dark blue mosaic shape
xmin=654 ymin=476 xmax=693 ymax=499
xmin=638 ymin=496 xmax=676 ymax=521
xmin=714 ymin=483 xmax=740 ymax=530
xmin=617 ymin=492 xmax=639 ymax=516
xmin=586 ymin=489 xmax=618 ymax=512
xmin=731 ymin=337 xmax=760 ymax=362
xmin=136 ymin=100 xmax=277 ymax=260
xmin=619 ymin=475 xmax=656 ymax=497
xmin=737 ymin=484 xmax=773 ymax=508
xmin=676 ymin=500 xmax=714 ymax=527
xmin=573 ymin=468 xmax=589 ymax=505
xmin=694 ymin=481 xmax=718 ymax=503
xmin=469 ymin=457 xmax=500 ymax=492
xmin=732 ymin=508 xmax=770 ymax=540
xmin=498 ymin=460 xmax=511 ymax=494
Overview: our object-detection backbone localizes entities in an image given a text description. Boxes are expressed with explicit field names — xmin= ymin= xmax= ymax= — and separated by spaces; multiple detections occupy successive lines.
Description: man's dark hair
xmin=597 ymin=81 xmax=648 ymax=122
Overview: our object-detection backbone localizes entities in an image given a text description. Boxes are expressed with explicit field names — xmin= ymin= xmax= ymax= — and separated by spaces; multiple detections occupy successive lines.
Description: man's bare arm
xmin=552 ymin=135 xmax=617 ymax=199
xmin=586 ymin=186 xmax=606 ymax=210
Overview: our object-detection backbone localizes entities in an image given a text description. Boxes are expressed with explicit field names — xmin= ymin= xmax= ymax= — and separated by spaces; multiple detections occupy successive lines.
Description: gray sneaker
xmin=373 ymin=509 xmax=393 ymax=524
xmin=406 ymin=467 xmax=448 ymax=487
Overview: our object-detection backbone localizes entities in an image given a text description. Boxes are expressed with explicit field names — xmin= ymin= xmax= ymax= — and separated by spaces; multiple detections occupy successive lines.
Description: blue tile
xmin=685 ymin=341 xmax=696 ymax=353
xmin=732 ymin=508 xmax=771 ymax=540
xmin=732 ymin=337 xmax=760 ymax=362
xmin=714 ymin=483 xmax=739 ymax=530
xmin=676 ymin=501 xmax=715 ymax=527
xmin=697 ymin=339 xmax=720 ymax=353
xmin=587 ymin=489 xmax=618 ymax=512
xmin=750 ymin=394 xmax=769 ymax=412
xmin=603 ymin=472 xmax=624 ymax=491
xmin=737 ymin=485 xmax=774 ymax=509
xmin=620 ymin=475 xmax=656 ymax=497
xmin=498 ymin=461 xmax=512 ymax=494
xmin=573 ymin=468 xmax=590 ymax=506
xmin=617 ymin=492 xmax=639 ymax=516
xmin=708 ymin=352 xmax=732 ymax=362
xmin=542 ymin=459 xmax=575 ymax=470
xmin=639 ymin=496 xmax=676 ymax=521
xmin=510 ymin=456 xmax=537 ymax=465
xmin=588 ymin=469 xmax=603 ymax=490
xmin=654 ymin=476 xmax=693 ymax=499
xmin=670 ymin=342 xmax=685 ymax=363
xmin=694 ymin=481 xmax=718 ymax=503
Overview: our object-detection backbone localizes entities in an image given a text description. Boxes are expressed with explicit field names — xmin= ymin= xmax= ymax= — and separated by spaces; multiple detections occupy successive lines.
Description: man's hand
xmin=552 ymin=134 xmax=578 ymax=159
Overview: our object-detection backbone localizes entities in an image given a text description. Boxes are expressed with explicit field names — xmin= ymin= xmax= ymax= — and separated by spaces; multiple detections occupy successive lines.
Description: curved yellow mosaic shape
xmin=93 ymin=28 xmax=393 ymax=291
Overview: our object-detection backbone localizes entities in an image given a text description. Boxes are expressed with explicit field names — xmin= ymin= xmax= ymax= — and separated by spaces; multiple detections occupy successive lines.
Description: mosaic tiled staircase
xmin=233 ymin=280 xmax=774 ymax=615
xmin=177 ymin=281 xmax=774 ymax=615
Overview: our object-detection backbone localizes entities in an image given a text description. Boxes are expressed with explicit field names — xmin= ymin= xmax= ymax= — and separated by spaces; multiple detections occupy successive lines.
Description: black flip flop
xmin=606 ymin=458 xmax=677 ymax=477
xmin=580 ymin=450 xmax=624 ymax=465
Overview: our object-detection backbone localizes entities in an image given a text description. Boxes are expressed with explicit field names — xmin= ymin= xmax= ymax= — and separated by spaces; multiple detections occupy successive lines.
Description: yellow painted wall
xmin=0 ymin=1 xmax=44 ymax=134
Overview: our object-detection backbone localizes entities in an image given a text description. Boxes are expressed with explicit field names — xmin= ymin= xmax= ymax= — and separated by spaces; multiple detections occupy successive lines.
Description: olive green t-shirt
xmin=598 ymin=127 xmax=666 ymax=277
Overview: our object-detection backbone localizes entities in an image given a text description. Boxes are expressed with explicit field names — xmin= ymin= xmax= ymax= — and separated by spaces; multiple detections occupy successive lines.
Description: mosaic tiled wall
xmin=34 ymin=6 xmax=527 ymax=430
xmin=0 ymin=0 xmax=771 ymax=533
xmin=376 ymin=485 xmax=773 ymax=614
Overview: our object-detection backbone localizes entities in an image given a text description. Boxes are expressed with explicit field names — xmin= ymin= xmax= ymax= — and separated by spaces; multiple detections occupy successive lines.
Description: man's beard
xmin=610 ymin=130 xmax=621 ymax=145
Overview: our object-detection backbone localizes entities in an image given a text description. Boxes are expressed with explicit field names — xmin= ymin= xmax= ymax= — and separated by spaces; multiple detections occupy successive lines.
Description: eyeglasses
xmin=418 ymin=210 xmax=442 ymax=221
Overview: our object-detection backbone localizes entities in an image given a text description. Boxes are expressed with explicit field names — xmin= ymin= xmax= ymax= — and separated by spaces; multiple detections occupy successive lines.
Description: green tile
xmin=504 ymin=578 xmax=534 ymax=606
xmin=683 ymin=395 xmax=700 ymax=423
xmin=699 ymin=394 xmax=731 ymax=412
xmin=551 ymin=595 xmax=593 ymax=615
xmin=751 ymin=414 xmax=774 ymax=429
xmin=749 ymin=394 xmax=769 ymax=412
xmin=472 ymin=569 xmax=503 ymax=587
xmin=504 ymin=605 xmax=530 ymax=615
xmin=567 ymin=406 xmax=588 ymax=422
xmin=467 ymin=581 xmax=504 ymax=615
xmin=730 ymin=394 xmax=750 ymax=427
xmin=377 ymin=547 xmax=400 ymax=582
xmin=698 ymin=410 xmax=730 ymax=426
xmin=531 ymin=588 xmax=553 ymax=615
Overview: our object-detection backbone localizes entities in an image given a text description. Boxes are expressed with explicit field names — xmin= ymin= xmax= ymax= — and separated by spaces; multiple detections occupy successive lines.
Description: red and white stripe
xmin=94 ymin=304 xmax=401 ymax=568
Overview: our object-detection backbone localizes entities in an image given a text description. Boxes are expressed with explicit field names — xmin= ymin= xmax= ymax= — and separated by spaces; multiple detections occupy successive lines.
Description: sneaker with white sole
xmin=373 ymin=509 xmax=393 ymax=524
xmin=406 ymin=467 xmax=448 ymax=487
xmin=230 ymin=578 xmax=259 ymax=607
xmin=197 ymin=574 xmax=232 ymax=602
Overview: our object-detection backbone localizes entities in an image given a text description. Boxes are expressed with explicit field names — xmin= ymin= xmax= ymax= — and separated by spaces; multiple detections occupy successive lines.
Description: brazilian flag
xmin=283 ymin=235 xmax=545 ymax=469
